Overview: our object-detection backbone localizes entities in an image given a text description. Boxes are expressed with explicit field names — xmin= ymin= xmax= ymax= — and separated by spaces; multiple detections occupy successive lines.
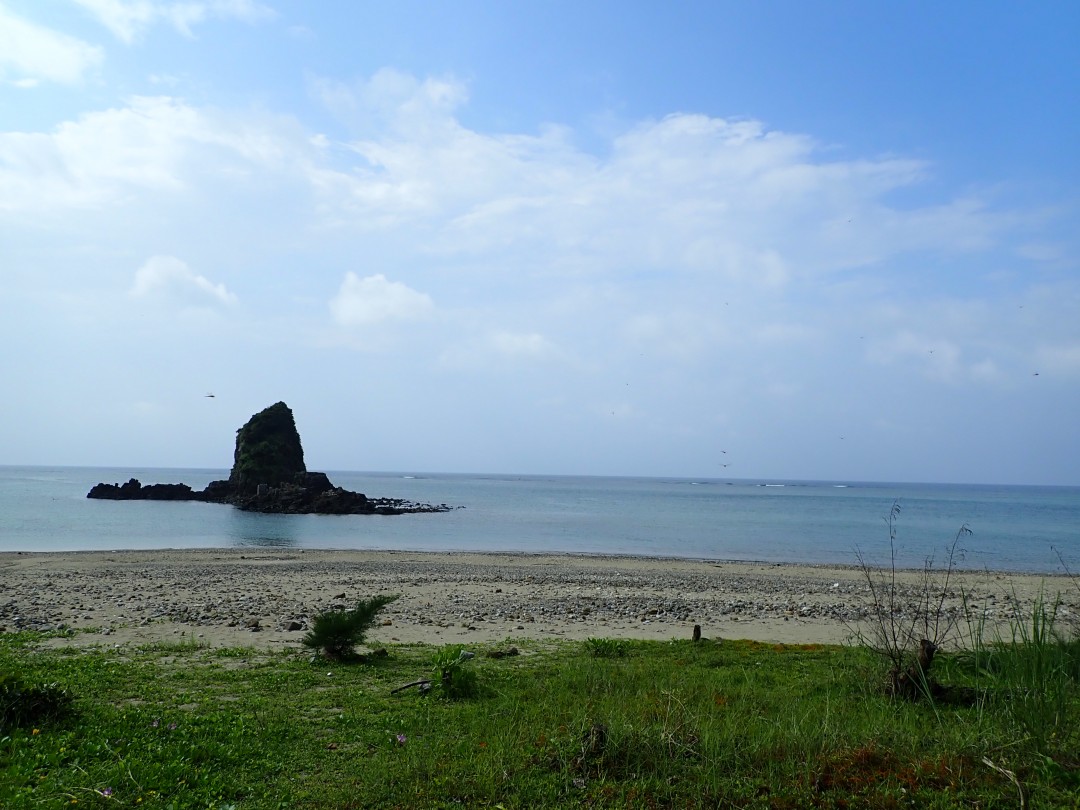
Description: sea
xmin=1 ymin=466 xmax=1077 ymax=575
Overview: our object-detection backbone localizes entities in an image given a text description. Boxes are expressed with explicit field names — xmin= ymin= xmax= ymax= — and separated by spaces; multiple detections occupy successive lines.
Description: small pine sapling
xmin=302 ymin=595 xmax=398 ymax=660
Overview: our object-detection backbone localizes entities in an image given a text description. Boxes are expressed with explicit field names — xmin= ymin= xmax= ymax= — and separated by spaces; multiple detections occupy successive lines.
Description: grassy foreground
xmin=2 ymin=631 xmax=1078 ymax=809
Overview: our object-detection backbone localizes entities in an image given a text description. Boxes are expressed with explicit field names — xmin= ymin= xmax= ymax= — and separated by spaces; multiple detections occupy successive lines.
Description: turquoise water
xmin=1 ymin=466 xmax=1077 ymax=573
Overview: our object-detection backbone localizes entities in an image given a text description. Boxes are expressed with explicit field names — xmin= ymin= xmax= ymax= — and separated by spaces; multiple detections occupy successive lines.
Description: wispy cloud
xmin=304 ymin=79 xmax=1012 ymax=289
xmin=1 ymin=71 xmax=1072 ymax=432
xmin=0 ymin=4 xmax=103 ymax=85
xmin=130 ymin=255 xmax=237 ymax=308
xmin=0 ymin=75 xmax=1025 ymax=287
xmin=71 ymin=0 xmax=275 ymax=42
xmin=0 ymin=96 xmax=299 ymax=214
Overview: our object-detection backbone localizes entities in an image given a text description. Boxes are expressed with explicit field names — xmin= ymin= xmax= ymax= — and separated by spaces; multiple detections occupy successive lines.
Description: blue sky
xmin=2 ymin=1 xmax=1078 ymax=484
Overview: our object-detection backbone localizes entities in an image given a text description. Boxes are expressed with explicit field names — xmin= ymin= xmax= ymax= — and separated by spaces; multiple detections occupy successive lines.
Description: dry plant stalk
xmin=855 ymin=501 xmax=971 ymax=699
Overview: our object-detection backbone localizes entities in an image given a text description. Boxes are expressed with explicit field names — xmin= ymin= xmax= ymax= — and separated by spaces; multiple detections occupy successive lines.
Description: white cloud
xmin=1 ymin=73 xmax=1066 ymax=401
xmin=70 ymin=0 xmax=153 ymax=42
xmin=329 ymin=272 xmax=434 ymax=327
xmin=303 ymin=76 xmax=1010 ymax=288
xmin=72 ymin=0 xmax=275 ymax=42
xmin=0 ymin=74 xmax=1026 ymax=293
xmin=130 ymin=255 xmax=237 ymax=307
xmin=2 ymin=59 xmax=1075 ymax=482
xmin=0 ymin=4 xmax=103 ymax=85
xmin=308 ymin=70 xmax=595 ymax=228
xmin=0 ymin=96 xmax=300 ymax=213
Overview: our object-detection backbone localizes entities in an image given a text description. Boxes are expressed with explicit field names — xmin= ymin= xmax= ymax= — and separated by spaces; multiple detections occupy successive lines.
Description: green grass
xmin=582 ymin=637 xmax=628 ymax=658
xmin=1 ymin=631 xmax=1078 ymax=809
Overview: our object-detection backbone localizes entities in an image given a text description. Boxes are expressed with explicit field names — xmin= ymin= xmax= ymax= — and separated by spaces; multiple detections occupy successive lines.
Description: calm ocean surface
xmin=1 ymin=466 xmax=1077 ymax=574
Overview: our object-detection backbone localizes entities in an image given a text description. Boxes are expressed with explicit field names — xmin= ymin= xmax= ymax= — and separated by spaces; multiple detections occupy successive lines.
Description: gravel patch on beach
xmin=2 ymin=549 xmax=1074 ymax=649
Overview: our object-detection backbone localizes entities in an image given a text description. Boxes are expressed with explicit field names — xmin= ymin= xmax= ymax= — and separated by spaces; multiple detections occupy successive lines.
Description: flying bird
xmin=205 ymin=393 xmax=216 ymax=398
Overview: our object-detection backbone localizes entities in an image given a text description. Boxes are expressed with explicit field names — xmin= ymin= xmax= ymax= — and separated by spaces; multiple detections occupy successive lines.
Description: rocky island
xmin=87 ymin=402 xmax=453 ymax=515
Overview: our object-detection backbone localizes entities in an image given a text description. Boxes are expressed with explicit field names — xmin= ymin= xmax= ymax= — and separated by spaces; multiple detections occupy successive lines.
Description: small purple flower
xmin=168 ymin=722 xmax=178 ymax=731
xmin=101 ymin=787 xmax=113 ymax=797
xmin=151 ymin=719 xmax=160 ymax=728
xmin=396 ymin=733 xmax=407 ymax=745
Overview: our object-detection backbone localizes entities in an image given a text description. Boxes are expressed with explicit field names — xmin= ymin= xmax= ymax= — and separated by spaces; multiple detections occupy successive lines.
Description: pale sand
xmin=1 ymin=549 xmax=1076 ymax=652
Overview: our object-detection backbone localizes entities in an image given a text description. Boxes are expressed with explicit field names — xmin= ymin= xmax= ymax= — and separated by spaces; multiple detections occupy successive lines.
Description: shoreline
xmin=2 ymin=548 xmax=1076 ymax=651
xmin=6 ymin=544 xmax=1073 ymax=575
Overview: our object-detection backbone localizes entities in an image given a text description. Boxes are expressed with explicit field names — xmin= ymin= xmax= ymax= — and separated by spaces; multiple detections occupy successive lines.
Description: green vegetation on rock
xmin=227 ymin=401 xmax=307 ymax=493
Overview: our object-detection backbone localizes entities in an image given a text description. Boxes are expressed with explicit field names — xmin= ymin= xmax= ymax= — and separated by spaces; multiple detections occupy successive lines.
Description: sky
xmin=2 ymin=1 xmax=1078 ymax=485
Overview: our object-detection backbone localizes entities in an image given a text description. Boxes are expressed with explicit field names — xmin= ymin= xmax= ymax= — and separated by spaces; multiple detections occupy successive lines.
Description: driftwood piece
xmin=390 ymin=679 xmax=431 ymax=695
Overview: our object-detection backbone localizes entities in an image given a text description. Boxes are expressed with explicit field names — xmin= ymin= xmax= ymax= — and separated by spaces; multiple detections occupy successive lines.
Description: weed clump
xmin=0 ymin=672 xmax=73 ymax=730
xmin=432 ymin=646 xmax=478 ymax=698
xmin=302 ymin=595 xmax=397 ymax=660
xmin=955 ymin=591 xmax=1080 ymax=756
xmin=584 ymin=637 xmax=628 ymax=658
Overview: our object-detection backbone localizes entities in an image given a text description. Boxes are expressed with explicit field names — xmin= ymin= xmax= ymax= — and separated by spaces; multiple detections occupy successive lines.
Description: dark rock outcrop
xmin=228 ymin=401 xmax=307 ymax=494
xmin=87 ymin=402 xmax=453 ymax=515
xmin=87 ymin=480 xmax=196 ymax=501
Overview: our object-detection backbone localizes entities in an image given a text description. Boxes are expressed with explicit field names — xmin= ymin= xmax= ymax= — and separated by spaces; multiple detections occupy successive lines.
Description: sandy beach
xmin=2 ymin=549 xmax=1076 ymax=652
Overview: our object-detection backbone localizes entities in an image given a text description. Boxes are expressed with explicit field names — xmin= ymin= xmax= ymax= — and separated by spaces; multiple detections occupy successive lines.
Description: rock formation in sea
xmin=228 ymin=400 xmax=308 ymax=494
xmin=87 ymin=402 xmax=452 ymax=515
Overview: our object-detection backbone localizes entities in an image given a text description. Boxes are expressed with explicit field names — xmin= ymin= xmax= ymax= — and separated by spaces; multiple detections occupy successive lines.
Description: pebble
xmin=0 ymin=551 xmax=1068 ymax=645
